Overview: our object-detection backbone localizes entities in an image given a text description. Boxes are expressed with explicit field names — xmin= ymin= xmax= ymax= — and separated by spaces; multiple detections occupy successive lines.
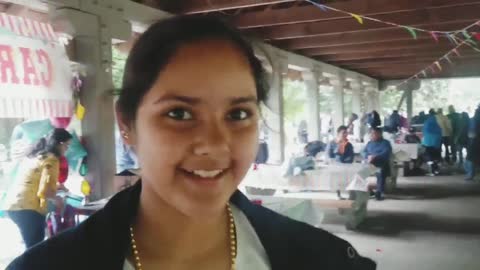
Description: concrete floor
xmin=325 ymin=175 xmax=480 ymax=270
xmin=1 ymin=174 xmax=479 ymax=269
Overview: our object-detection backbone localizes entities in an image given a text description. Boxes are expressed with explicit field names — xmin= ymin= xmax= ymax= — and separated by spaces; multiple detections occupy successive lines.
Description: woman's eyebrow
xmin=230 ymin=96 xmax=258 ymax=105
xmin=153 ymin=94 xmax=201 ymax=105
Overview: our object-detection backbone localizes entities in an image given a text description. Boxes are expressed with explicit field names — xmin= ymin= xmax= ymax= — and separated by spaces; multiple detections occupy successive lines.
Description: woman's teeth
xmin=190 ymin=169 xmax=223 ymax=178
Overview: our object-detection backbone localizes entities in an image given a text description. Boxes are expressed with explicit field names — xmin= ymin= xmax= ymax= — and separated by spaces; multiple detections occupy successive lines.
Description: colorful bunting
xmin=76 ymin=101 xmax=86 ymax=120
xmin=351 ymin=13 xmax=363 ymax=24
xmin=462 ymin=30 xmax=472 ymax=40
xmin=421 ymin=71 xmax=427 ymax=77
xmin=430 ymin=32 xmax=439 ymax=42
xmin=404 ymin=27 xmax=417 ymax=39
xmin=475 ymin=33 xmax=480 ymax=41
xmin=435 ymin=61 xmax=442 ymax=71
xmin=453 ymin=48 xmax=461 ymax=57
xmin=445 ymin=55 xmax=453 ymax=64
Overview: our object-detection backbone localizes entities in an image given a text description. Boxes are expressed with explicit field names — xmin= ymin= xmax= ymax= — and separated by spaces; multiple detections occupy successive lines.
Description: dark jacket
xmin=8 ymin=181 xmax=376 ymax=270
xmin=327 ymin=140 xmax=354 ymax=163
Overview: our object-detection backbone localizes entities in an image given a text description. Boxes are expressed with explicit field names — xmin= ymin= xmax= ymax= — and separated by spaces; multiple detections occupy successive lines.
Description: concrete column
xmin=264 ymin=57 xmax=287 ymax=164
xmin=302 ymin=70 xmax=320 ymax=141
xmin=332 ymin=73 xmax=345 ymax=129
xmin=352 ymin=80 xmax=362 ymax=116
xmin=50 ymin=1 xmax=131 ymax=199
xmin=406 ymin=88 xmax=413 ymax=121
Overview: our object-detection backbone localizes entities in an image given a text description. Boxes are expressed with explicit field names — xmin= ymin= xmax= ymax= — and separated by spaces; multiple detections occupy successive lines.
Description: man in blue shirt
xmin=362 ymin=127 xmax=392 ymax=200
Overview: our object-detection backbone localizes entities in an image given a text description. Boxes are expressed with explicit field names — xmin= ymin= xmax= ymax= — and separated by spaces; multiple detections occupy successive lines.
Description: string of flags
xmin=395 ymin=35 xmax=480 ymax=88
xmin=303 ymin=0 xmax=480 ymax=87
xmin=304 ymin=0 xmax=480 ymax=42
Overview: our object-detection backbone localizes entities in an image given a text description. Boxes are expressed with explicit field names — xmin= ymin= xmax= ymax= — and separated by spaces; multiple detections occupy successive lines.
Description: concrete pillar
xmin=406 ymin=88 xmax=413 ymax=121
xmin=302 ymin=70 xmax=320 ymax=141
xmin=264 ymin=57 xmax=287 ymax=164
xmin=332 ymin=73 xmax=345 ymax=129
xmin=50 ymin=1 xmax=131 ymax=199
xmin=352 ymin=80 xmax=362 ymax=116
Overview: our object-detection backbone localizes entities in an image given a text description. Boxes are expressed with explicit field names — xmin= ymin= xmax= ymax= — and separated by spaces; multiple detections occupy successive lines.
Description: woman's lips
xmin=179 ymin=168 xmax=229 ymax=185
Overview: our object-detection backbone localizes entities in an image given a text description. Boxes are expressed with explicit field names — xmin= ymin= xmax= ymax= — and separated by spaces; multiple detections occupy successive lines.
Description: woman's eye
xmin=166 ymin=108 xmax=193 ymax=120
xmin=228 ymin=109 xmax=251 ymax=121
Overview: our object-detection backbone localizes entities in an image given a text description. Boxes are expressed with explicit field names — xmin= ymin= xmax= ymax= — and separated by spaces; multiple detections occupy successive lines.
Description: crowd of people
xmin=417 ymin=105 xmax=480 ymax=180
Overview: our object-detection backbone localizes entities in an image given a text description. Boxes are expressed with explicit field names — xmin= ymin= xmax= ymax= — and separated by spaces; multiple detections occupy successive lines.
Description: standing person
xmin=423 ymin=109 xmax=442 ymax=175
xmin=447 ymin=105 xmax=460 ymax=163
xmin=2 ymin=128 xmax=72 ymax=248
xmin=388 ymin=110 xmax=401 ymax=133
xmin=326 ymin=126 xmax=354 ymax=164
xmin=367 ymin=110 xmax=381 ymax=128
xmin=436 ymin=108 xmax=453 ymax=163
xmin=456 ymin=112 xmax=470 ymax=164
xmin=362 ymin=127 xmax=392 ymax=201
xmin=297 ymin=120 xmax=308 ymax=144
xmin=8 ymin=16 xmax=375 ymax=270
xmin=465 ymin=107 xmax=480 ymax=181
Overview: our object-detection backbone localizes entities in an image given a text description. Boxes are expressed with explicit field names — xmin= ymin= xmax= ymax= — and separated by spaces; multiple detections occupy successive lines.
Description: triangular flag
xmin=76 ymin=101 xmax=86 ymax=120
xmin=435 ymin=61 xmax=442 ymax=71
xmin=453 ymin=48 xmax=461 ymax=57
xmin=351 ymin=13 xmax=364 ymax=24
xmin=430 ymin=32 xmax=439 ymax=42
xmin=404 ymin=27 xmax=417 ymax=39
xmin=463 ymin=30 xmax=472 ymax=40
xmin=421 ymin=71 xmax=427 ymax=77
xmin=430 ymin=66 xmax=436 ymax=73
xmin=445 ymin=55 xmax=453 ymax=64
xmin=475 ymin=33 xmax=480 ymax=41
xmin=446 ymin=34 xmax=456 ymax=45
xmin=308 ymin=0 xmax=328 ymax=12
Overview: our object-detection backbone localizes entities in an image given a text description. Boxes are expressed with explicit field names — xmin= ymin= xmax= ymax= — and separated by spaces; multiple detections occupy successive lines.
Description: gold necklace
xmin=129 ymin=204 xmax=237 ymax=270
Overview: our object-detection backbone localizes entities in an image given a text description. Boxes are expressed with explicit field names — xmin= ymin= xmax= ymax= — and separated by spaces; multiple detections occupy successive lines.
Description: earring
xmin=121 ymin=130 xmax=129 ymax=139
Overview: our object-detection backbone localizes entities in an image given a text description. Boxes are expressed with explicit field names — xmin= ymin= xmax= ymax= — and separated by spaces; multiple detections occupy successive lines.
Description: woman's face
xmin=122 ymin=39 xmax=259 ymax=218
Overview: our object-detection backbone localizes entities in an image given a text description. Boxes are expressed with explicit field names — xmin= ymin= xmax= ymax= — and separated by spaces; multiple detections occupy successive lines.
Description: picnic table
xmin=241 ymin=163 xmax=377 ymax=229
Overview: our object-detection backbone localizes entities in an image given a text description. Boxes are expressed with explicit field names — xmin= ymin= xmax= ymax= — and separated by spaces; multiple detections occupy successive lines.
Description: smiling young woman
xmin=7 ymin=16 xmax=375 ymax=270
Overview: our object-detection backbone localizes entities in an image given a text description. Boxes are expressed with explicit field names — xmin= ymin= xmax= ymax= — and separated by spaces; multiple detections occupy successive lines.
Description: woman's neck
xmin=133 ymin=188 xmax=230 ymax=265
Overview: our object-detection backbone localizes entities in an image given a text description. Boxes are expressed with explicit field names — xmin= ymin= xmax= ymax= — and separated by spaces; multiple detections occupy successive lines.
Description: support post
xmin=264 ymin=56 xmax=287 ymax=164
xmin=332 ymin=73 xmax=345 ymax=129
xmin=302 ymin=69 xmax=320 ymax=141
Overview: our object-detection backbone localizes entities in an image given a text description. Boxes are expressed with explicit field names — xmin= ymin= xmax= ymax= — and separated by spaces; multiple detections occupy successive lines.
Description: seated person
xmin=362 ymin=127 xmax=392 ymax=201
xmin=405 ymin=128 xmax=421 ymax=144
xmin=326 ymin=126 xmax=354 ymax=163
xmin=304 ymin=140 xmax=326 ymax=158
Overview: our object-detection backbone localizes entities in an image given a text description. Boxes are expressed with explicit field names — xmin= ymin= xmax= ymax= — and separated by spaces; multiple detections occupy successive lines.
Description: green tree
xmin=282 ymin=79 xmax=307 ymax=122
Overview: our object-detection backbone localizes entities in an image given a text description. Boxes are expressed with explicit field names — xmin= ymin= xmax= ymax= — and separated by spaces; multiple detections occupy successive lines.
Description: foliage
xmin=282 ymin=79 xmax=307 ymax=122
xmin=112 ymin=47 xmax=128 ymax=92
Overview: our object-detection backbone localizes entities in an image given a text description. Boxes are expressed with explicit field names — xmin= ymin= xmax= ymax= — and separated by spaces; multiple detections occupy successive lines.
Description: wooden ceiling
xmin=135 ymin=0 xmax=480 ymax=80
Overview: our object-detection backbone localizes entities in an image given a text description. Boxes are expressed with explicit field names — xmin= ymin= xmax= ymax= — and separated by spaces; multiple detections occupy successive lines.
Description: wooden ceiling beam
xmin=274 ymin=21 xmax=472 ymax=49
xmin=181 ymin=0 xmax=296 ymax=14
xmin=298 ymin=40 xmax=453 ymax=56
xmin=251 ymin=5 xmax=480 ymax=40
xmin=234 ymin=0 xmax=480 ymax=29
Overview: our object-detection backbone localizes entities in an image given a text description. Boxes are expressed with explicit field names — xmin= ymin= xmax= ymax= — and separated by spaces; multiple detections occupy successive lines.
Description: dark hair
xmin=117 ymin=15 xmax=268 ymax=124
xmin=371 ymin=127 xmax=383 ymax=133
xmin=337 ymin=125 xmax=348 ymax=134
xmin=27 ymin=128 xmax=72 ymax=158
xmin=428 ymin=109 xmax=436 ymax=115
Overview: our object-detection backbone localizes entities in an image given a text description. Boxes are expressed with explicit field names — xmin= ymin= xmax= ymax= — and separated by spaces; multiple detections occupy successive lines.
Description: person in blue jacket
xmin=362 ymin=127 xmax=392 ymax=201
xmin=422 ymin=109 xmax=443 ymax=175
xmin=327 ymin=125 xmax=354 ymax=163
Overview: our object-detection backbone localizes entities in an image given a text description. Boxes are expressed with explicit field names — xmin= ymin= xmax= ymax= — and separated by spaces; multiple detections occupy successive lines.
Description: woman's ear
xmin=115 ymin=105 xmax=136 ymax=146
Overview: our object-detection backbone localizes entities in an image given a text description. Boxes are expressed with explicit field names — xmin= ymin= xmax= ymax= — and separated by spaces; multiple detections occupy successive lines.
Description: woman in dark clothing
xmin=8 ymin=16 xmax=375 ymax=270
xmin=456 ymin=112 xmax=470 ymax=164
xmin=367 ymin=110 xmax=381 ymax=128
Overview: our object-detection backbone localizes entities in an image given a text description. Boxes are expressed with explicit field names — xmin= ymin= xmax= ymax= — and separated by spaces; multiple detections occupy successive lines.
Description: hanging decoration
xmin=350 ymin=13 xmax=363 ymax=24
xmin=75 ymin=101 xmax=86 ymax=120
xmin=301 ymin=1 xmax=480 ymax=87
xmin=304 ymin=0 xmax=480 ymax=38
